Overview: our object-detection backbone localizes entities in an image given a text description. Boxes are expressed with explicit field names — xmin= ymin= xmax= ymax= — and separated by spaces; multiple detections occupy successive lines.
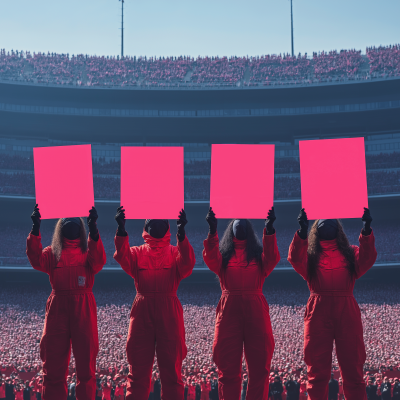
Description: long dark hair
xmin=219 ymin=219 xmax=263 ymax=268
xmin=51 ymin=218 xmax=88 ymax=262
xmin=307 ymin=219 xmax=355 ymax=282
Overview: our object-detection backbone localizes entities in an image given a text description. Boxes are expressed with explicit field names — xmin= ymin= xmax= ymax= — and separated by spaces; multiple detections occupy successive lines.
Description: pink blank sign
xmin=34 ymin=144 xmax=94 ymax=219
xmin=299 ymin=137 xmax=368 ymax=219
xmin=210 ymin=144 xmax=275 ymax=218
xmin=121 ymin=147 xmax=184 ymax=219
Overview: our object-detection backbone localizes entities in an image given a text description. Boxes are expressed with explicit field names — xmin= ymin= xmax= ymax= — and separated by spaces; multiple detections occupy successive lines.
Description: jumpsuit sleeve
xmin=175 ymin=235 xmax=196 ymax=280
xmin=86 ymin=234 xmax=107 ymax=274
xmin=287 ymin=231 xmax=309 ymax=280
xmin=261 ymin=228 xmax=281 ymax=277
xmin=202 ymin=232 xmax=223 ymax=276
xmin=113 ymin=235 xmax=139 ymax=279
xmin=26 ymin=233 xmax=53 ymax=274
xmin=354 ymin=229 xmax=377 ymax=279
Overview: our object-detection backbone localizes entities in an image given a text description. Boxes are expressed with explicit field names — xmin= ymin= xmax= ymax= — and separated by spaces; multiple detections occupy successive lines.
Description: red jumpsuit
xmin=26 ymin=233 xmax=106 ymax=400
xmin=202 ymin=229 xmax=281 ymax=400
xmin=113 ymin=228 xmax=196 ymax=400
xmin=287 ymin=230 xmax=377 ymax=400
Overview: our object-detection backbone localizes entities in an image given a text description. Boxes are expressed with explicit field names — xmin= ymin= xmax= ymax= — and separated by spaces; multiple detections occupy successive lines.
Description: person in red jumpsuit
xmin=202 ymin=207 xmax=281 ymax=400
xmin=287 ymin=207 xmax=377 ymax=400
xmin=113 ymin=206 xmax=196 ymax=400
xmin=26 ymin=204 xmax=107 ymax=400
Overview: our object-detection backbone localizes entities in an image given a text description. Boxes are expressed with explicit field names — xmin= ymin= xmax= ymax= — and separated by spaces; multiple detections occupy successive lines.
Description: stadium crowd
xmin=367 ymin=44 xmax=400 ymax=78
xmin=1 ymin=45 xmax=399 ymax=88
xmin=0 ymin=283 xmax=400 ymax=399
xmin=313 ymin=49 xmax=363 ymax=80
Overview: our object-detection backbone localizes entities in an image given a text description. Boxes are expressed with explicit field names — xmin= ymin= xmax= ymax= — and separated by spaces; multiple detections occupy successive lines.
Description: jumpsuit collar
xmin=61 ymin=237 xmax=81 ymax=248
xmin=233 ymin=236 xmax=247 ymax=249
xmin=142 ymin=227 xmax=171 ymax=248
xmin=319 ymin=238 xmax=338 ymax=251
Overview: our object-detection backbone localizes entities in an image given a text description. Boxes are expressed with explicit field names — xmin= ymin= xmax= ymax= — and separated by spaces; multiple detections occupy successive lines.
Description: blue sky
xmin=0 ymin=0 xmax=398 ymax=57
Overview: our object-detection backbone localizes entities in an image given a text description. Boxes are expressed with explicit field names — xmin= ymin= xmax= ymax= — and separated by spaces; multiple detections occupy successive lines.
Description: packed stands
xmin=313 ymin=49 xmax=363 ymax=80
xmin=367 ymin=44 xmax=400 ymax=78
xmin=190 ymin=56 xmax=246 ymax=86
xmin=1 ymin=45 xmax=399 ymax=88
xmin=248 ymin=54 xmax=311 ymax=86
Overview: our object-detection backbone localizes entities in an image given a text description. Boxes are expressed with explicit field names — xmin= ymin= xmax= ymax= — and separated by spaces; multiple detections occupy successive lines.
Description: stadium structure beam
xmin=290 ymin=0 xmax=294 ymax=57
xmin=120 ymin=0 xmax=124 ymax=58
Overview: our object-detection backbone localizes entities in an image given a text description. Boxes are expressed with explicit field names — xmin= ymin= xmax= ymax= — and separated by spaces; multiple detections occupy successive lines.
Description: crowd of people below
xmin=0 ymin=284 xmax=399 ymax=399
xmin=0 ymin=45 xmax=399 ymax=88
xmin=3 ymin=371 xmax=399 ymax=399
xmin=0 ymin=220 xmax=398 ymax=267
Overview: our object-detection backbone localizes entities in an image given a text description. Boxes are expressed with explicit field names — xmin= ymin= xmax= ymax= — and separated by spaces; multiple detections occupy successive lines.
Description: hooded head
xmin=219 ymin=219 xmax=263 ymax=268
xmin=51 ymin=218 xmax=87 ymax=262
xmin=61 ymin=218 xmax=82 ymax=240
xmin=317 ymin=219 xmax=338 ymax=241
xmin=232 ymin=219 xmax=247 ymax=240
xmin=144 ymin=219 xmax=169 ymax=239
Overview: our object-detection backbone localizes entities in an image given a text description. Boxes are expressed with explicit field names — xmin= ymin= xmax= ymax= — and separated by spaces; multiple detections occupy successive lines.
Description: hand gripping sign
xmin=34 ymin=144 xmax=94 ymax=219
xmin=121 ymin=146 xmax=184 ymax=219
xmin=299 ymin=137 xmax=368 ymax=220
xmin=210 ymin=144 xmax=275 ymax=218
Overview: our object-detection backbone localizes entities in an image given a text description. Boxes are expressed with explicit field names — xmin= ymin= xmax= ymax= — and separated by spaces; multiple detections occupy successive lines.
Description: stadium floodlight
xmin=290 ymin=0 xmax=294 ymax=57
xmin=119 ymin=0 xmax=124 ymax=58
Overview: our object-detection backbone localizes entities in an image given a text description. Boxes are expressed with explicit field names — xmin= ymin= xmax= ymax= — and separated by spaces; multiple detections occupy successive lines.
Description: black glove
xmin=206 ymin=207 xmax=218 ymax=235
xmin=362 ymin=207 xmax=372 ymax=236
xmin=30 ymin=204 xmax=41 ymax=236
xmin=87 ymin=206 xmax=99 ymax=241
xmin=265 ymin=207 xmax=276 ymax=235
xmin=177 ymin=209 xmax=188 ymax=242
xmin=115 ymin=206 xmax=127 ymax=236
xmin=297 ymin=208 xmax=309 ymax=240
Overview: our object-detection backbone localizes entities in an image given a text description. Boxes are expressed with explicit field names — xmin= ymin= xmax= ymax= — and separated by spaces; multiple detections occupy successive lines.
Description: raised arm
xmin=175 ymin=209 xmax=196 ymax=279
xmin=287 ymin=208 xmax=309 ymax=280
xmin=113 ymin=206 xmax=138 ymax=278
xmin=86 ymin=207 xmax=107 ymax=273
xmin=26 ymin=204 xmax=52 ymax=274
xmin=261 ymin=229 xmax=281 ymax=277
xmin=202 ymin=207 xmax=222 ymax=275
xmin=87 ymin=235 xmax=107 ymax=274
xmin=175 ymin=236 xmax=196 ymax=280
xmin=26 ymin=233 xmax=53 ymax=274
xmin=261 ymin=207 xmax=281 ymax=276
xmin=354 ymin=208 xmax=377 ymax=278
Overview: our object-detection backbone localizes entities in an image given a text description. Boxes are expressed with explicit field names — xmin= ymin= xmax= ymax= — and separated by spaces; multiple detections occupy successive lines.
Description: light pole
xmin=120 ymin=0 xmax=124 ymax=58
xmin=290 ymin=0 xmax=294 ymax=57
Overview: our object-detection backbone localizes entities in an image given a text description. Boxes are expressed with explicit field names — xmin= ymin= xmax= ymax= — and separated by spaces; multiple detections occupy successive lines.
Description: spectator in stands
xmin=288 ymin=208 xmax=377 ymax=400
xmin=284 ymin=375 xmax=298 ymax=400
xmin=269 ymin=376 xmax=284 ymax=400
xmin=366 ymin=378 xmax=378 ymax=400
xmin=203 ymin=207 xmax=280 ymax=400
xmin=0 ymin=378 xmax=4 ymax=400
xmin=328 ymin=373 xmax=339 ymax=400
xmin=380 ymin=376 xmax=391 ymax=400
xmin=393 ymin=378 xmax=400 ymax=400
